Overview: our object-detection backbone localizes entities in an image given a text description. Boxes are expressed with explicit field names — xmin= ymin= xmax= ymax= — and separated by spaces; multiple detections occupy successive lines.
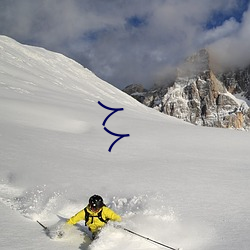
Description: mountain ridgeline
xmin=123 ymin=49 xmax=250 ymax=130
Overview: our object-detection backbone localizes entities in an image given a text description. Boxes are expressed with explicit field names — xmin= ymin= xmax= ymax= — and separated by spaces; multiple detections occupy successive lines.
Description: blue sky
xmin=0 ymin=0 xmax=249 ymax=89
xmin=206 ymin=0 xmax=249 ymax=28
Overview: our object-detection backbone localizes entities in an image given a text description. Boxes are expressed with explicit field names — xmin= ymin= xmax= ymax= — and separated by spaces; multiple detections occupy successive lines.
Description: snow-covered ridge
xmin=0 ymin=35 xmax=143 ymax=108
xmin=0 ymin=35 xmax=151 ymax=134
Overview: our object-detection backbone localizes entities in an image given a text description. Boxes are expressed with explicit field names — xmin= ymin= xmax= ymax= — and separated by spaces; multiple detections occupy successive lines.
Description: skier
xmin=66 ymin=194 xmax=121 ymax=239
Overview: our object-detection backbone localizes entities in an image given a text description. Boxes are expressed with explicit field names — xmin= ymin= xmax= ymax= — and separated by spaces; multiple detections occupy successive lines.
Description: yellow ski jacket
xmin=67 ymin=206 xmax=121 ymax=233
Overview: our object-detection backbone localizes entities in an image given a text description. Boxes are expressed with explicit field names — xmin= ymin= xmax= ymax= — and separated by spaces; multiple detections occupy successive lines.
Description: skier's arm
xmin=67 ymin=209 xmax=85 ymax=225
xmin=104 ymin=207 xmax=122 ymax=222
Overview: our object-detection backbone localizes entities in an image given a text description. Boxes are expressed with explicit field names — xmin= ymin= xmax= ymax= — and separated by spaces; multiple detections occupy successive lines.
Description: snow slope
xmin=0 ymin=35 xmax=250 ymax=250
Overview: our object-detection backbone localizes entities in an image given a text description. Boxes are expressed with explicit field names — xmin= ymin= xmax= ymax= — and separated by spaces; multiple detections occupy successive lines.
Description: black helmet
xmin=89 ymin=195 xmax=104 ymax=210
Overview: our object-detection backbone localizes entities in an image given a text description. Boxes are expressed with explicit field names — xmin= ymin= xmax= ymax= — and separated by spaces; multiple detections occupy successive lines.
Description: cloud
xmin=0 ymin=0 xmax=249 ymax=89
xmin=209 ymin=4 xmax=250 ymax=69
xmin=200 ymin=18 xmax=240 ymax=45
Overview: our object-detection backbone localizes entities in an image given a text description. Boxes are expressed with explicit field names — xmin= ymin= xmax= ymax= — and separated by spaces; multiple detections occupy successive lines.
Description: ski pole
xmin=37 ymin=220 xmax=48 ymax=231
xmin=122 ymin=227 xmax=180 ymax=250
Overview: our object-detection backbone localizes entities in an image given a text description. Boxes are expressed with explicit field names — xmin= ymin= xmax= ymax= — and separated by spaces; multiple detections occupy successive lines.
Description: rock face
xmin=217 ymin=66 xmax=250 ymax=100
xmin=123 ymin=49 xmax=250 ymax=130
xmin=123 ymin=84 xmax=147 ymax=103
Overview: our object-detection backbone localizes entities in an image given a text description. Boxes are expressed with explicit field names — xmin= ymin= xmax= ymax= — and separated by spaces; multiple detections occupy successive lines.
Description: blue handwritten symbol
xmin=98 ymin=101 xmax=124 ymax=126
xmin=98 ymin=101 xmax=130 ymax=152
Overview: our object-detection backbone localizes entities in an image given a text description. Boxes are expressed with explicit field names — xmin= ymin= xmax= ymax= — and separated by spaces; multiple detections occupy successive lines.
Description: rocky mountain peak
xmin=123 ymin=49 xmax=250 ymax=130
xmin=177 ymin=49 xmax=210 ymax=78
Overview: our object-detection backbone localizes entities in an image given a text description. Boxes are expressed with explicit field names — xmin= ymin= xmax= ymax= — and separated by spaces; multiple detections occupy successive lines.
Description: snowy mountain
xmin=0 ymin=36 xmax=250 ymax=250
xmin=124 ymin=49 xmax=250 ymax=130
